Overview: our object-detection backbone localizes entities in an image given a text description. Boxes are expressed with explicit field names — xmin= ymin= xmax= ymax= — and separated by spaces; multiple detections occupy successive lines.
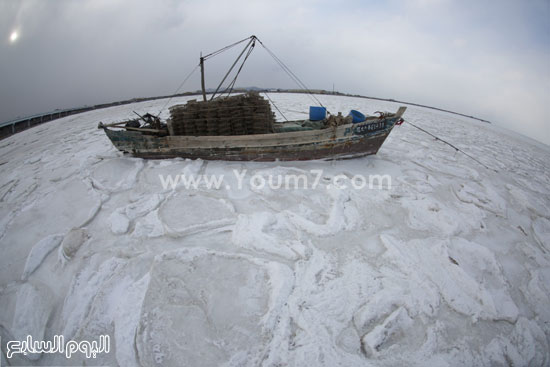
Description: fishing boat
xmin=99 ymin=35 xmax=406 ymax=161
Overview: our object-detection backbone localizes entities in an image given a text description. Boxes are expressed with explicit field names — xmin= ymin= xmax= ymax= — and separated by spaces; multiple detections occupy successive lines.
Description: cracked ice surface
xmin=0 ymin=94 xmax=549 ymax=366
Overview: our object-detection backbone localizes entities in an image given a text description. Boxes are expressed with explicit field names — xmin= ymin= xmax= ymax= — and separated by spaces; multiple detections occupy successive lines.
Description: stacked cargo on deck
xmin=168 ymin=92 xmax=275 ymax=136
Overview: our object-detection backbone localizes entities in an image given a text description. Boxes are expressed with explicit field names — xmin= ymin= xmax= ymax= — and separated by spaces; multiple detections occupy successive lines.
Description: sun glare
xmin=10 ymin=31 xmax=18 ymax=43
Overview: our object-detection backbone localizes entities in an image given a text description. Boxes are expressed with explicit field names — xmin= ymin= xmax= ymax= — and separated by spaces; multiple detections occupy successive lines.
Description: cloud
xmin=0 ymin=0 xmax=548 ymax=144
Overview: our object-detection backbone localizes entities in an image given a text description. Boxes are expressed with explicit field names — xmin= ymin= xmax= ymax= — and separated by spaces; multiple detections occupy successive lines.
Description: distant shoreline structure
xmin=0 ymin=88 xmax=490 ymax=140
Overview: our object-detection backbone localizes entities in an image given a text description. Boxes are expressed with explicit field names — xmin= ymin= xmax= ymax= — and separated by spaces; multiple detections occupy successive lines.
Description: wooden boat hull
xmin=101 ymin=107 xmax=406 ymax=161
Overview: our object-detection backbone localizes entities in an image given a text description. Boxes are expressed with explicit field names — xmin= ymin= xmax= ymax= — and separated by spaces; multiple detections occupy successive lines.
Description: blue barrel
xmin=349 ymin=110 xmax=366 ymax=123
xmin=309 ymin=106 xmax=327 ymax=121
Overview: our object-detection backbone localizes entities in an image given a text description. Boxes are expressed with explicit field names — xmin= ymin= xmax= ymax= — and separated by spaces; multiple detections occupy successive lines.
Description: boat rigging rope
xmin=402 ymin=119 xmax=498 ymax=172
xmin=202 ymin=36 xmax=253 ymax=60
xmin=263 ymin=92 xmax=288 ymax=122
xmin=255 ymin=38 xmax=326 ymax=110
xmin=223 ymin=40 xmax=256 ymax=96
xmin=155 ymin=64 xmax=199 ymax=118
xmin=210 ymin=38 xmax=255 ymax=100
xmin=155 ymin=35 xmax=328 ymax=118
xmin=283 ymin=108 xmax=309 ymax=115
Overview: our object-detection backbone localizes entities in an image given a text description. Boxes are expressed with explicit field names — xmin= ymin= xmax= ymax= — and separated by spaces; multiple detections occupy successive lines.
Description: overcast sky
xmin=1 ymin=0 xmax=549 ymax=144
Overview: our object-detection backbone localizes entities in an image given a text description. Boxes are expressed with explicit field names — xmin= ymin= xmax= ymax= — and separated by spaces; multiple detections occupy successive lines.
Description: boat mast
xmin=200 ymin=52 xmax=207 ymax=102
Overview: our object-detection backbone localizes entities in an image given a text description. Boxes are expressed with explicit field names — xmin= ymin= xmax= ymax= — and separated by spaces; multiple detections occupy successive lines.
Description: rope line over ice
xmin=402 ymin=119 xmax=498 ymax=172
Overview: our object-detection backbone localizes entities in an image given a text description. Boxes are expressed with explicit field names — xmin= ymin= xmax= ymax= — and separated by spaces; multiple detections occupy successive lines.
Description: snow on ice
xmin=0 ymin=94 xmax=549 ymax=366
